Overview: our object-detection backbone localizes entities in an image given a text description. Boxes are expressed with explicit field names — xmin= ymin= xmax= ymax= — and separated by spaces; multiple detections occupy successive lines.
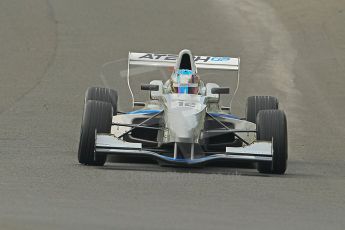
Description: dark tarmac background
xmin=0 ymin=0 xmax=344 ymax=229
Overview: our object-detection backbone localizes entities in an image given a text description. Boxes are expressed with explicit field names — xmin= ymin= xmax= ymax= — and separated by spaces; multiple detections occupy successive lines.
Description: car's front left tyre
xmin=256 ymin=109 xmax=288 ymax=174
xmin=78 ymin=100 xmax=113 ymax=166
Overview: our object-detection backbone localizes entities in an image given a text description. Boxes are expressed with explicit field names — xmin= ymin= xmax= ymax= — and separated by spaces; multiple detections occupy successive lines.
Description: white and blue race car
xmin=78 ymin=49 xmax=287 ymax=174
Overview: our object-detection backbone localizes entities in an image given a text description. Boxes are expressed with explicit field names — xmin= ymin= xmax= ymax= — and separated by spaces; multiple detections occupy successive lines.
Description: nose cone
xmin=175 ymin=49 xmax=197 ymax=74
xmin=166 ymin=107 xmax=204 ymax=143
xmin=163 ymin=94 xmax=206 ymax=143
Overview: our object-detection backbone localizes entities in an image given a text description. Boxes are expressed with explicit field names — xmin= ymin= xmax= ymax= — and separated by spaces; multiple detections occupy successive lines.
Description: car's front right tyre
xmin=78 ymin=100 xmax=113 ymax=166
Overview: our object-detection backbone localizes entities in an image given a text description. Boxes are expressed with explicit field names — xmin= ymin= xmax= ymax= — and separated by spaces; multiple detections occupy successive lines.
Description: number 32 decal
xmin=175 ymin=101 xmax=196 ymax=108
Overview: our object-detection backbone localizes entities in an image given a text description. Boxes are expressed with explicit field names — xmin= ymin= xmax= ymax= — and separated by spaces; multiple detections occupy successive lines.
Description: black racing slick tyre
xmin=78 ymin=100 xmax=113 ymax=166
xmin=246 ymin=96 xmax=278 ymax=123
xmin=85 ymin=87 xmax=118 ymax=115
xmin=256 ymin=110 xmax=288 ymax=174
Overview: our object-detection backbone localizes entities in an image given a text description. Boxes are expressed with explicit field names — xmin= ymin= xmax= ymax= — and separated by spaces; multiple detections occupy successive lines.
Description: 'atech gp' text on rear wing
xmin=128 ymin=52 xmax=240 ymax=71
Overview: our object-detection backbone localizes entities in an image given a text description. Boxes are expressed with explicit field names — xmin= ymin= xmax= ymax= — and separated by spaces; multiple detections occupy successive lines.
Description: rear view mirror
xmin=141 ymin=84 xmax=159 ymax=91
xmin=211 ymin=87 xmax=230 ymax=94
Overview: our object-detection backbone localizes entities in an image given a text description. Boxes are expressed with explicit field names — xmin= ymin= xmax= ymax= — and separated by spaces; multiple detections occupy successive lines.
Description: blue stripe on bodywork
xmin=208 ymin=113 xmax=240 ymax=120
xmin=127 ymin=110 xmax=240 ymax=120
xmin=127 ymin=109 xmax=162 ymax=115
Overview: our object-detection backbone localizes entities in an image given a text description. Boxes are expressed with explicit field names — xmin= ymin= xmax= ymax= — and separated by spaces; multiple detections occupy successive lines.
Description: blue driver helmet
xmin=171 ymin=69 xmax=200 ymax=94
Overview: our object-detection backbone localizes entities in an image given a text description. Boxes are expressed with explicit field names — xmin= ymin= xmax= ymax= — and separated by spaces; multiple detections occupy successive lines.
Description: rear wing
xmin=128 ymin=52 xmax=240 ymax=71
xmin=126 ymin=52 xmax=240 ymax=110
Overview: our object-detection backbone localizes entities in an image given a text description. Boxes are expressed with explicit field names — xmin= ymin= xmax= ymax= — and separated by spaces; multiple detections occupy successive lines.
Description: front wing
xmin=95 ymin=134 xmax=272 ymax=166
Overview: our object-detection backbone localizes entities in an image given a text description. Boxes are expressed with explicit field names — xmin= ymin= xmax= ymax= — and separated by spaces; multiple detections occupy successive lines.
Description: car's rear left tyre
xmin=256 ymin=110 xmax=288 ymax=174
xmin=85 ymin=87 xmax=118 ymax=115
xmin=246 ymin=96 xmax=278 ymax=123
xmin=78 ymin=100 xmax=113 ymax=166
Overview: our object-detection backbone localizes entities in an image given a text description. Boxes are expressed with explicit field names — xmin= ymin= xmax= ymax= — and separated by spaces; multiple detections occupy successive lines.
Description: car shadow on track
xmin=75 ymin=157 xmax=309 ymax=178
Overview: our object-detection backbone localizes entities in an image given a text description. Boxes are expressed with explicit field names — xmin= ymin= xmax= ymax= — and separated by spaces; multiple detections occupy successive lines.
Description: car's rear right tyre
xmin=78 ymin=100 xmax=113 ymax=166
xmin=85 ymin=87 xmax=118 ymax=115
xmin=256 ymin=110 xmax=288 ymax=174
xmin=246 ymin=96 xmax=278 ymax=123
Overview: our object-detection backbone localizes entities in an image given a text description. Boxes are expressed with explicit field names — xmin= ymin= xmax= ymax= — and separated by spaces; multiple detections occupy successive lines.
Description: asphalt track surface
xmin=1 ymin=0 xmax=345 ymax=229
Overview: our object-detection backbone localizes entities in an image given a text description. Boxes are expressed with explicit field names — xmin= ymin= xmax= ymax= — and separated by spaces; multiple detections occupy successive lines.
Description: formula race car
xmin=78 ymin=49 xmax=288 ymax=174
